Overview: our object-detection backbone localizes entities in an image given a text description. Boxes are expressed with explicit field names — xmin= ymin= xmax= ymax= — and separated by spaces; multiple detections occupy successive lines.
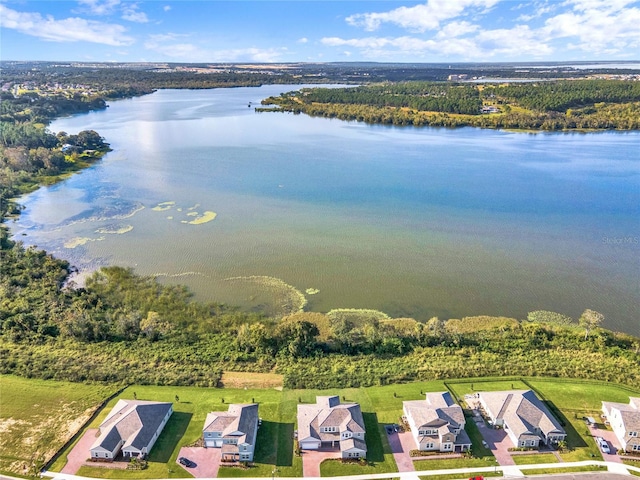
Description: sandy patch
xmin=152 ymin=201 xmax=175 ymax=212
xmin=64 ymin=236 xmax=105 ymax=248
xmin=187 ymin=211 xmax=217 ymax=224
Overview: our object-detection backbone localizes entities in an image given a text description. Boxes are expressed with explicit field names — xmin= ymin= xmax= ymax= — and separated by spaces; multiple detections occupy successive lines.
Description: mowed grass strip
xmin=418 ymin=472 xmax=502 ymax=480
xmin=520 ymin=465 xmax=607 ymax=475
xmin=511 ymin=453 xmax=559 ymax=465
xmin=413 ymin=457 xmax=497 ymax=471
xmin=0 ymin=375 xmax=116 ymax=477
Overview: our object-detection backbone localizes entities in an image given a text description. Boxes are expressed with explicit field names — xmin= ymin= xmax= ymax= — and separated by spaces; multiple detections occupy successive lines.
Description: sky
xmin=1 ymin=0 xmax=639 ymax=63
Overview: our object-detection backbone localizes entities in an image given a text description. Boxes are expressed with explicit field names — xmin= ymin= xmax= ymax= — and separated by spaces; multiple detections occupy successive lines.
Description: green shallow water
xmin=10 ymin=87 xmax=640 ymax=334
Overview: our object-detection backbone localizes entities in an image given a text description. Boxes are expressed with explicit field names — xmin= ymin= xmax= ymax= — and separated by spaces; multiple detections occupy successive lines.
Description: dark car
xmin=179 ymin=457 xmax=196 ymax=468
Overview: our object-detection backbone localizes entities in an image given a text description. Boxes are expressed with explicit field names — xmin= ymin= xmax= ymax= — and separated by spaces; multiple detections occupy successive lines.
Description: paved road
xmin=40 ymin=459 xmax=640 ymax=480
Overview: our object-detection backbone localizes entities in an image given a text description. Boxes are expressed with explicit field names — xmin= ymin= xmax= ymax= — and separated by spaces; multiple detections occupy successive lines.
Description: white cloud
xmin=163 ymin=5 xmax=172 ymax=12
xmin=77 ymin=0 xmax=121 ymax=16
xmin=121 ymin=4 xmax=149 ymax=23
xmin=345 ymin=0 xmax=500 ymax=33
xmin=322 ymin=0 xmax=640 ymax=60
xmin=297 ymin=37 xmax=308 ymax=44
xmin=144 ymin=35 xmax=286 ymax=62
xmin=0 ymin=4 xmax=134 ymax=46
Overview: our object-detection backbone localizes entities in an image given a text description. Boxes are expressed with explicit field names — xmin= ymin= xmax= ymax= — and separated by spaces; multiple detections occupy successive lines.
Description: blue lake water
xmin=10 ymin=86 xmax=640 ymax=335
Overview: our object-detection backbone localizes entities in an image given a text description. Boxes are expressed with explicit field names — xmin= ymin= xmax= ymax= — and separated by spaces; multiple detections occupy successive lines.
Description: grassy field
xmin=7 ymin=375 xmax=640 ymax=478
xmin=413 ymin=456 xmax=497 ymax=471
xmin=520 ymin=465 xmax=607 ymax=475
xmin=511 ymin=453 xmax=558 ymax=465
xmin=0 ymin=375 xmax=117 ymax=477
xmin=418 ymin=472 xmax=502 ymax=480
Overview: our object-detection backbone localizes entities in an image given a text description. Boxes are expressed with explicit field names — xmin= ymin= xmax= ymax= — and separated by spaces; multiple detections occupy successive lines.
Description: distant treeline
xmin=261 ymin=80 xmax=640 ymax=130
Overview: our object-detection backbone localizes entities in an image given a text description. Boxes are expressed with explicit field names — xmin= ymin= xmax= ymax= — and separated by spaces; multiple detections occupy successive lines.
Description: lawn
xmin=511 ymin=453 xmax=558 ymax=465
xmin=287 ymin=387 xmax=398 ymax=476
xmin=413 ymin=456 xmax=497 ymax=471
xmin=418 ymin=472 xmax=502 ymax=480
xmin=443 ymin=377 xmax=640 ymax=463
xmin=520 ymin=465 xmax=607 ymax=475
xmin=0 ymin=375 xmax=116 ymax=477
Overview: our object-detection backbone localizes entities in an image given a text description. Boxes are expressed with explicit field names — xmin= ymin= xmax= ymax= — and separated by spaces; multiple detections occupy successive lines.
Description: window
xmin=424 ymin=442 xmax=434 ymax=449
xmin=630 ymin=432 xmax=638 ymax=437
xmin=520 ymin=441 xmax=526 ymax=447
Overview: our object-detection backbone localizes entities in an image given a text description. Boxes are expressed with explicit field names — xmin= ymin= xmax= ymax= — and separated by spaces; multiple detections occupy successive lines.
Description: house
xmin=476 ymin=390 xmax=566 ymax=448
xmin=203 ymin=403 xmax=259 ymax=462
xmin=90 ymin=400 xmax=173 ymax=460
xmin=297 ymin=396 xmax=367 ymax=458
xmin=601 ymin=397 xmax=640 ymax=453
xmin=403 ymin=392 xmax=472 ymax=452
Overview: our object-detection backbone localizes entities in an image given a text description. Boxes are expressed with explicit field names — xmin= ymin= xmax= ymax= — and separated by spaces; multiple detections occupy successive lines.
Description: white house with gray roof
xmin=476 ymin=390 xmax=566 ymax=448
xmin=90 ymin=400 xmax=172 ymax=460
xmin=403 ymin=392 xmax=472 ymax=452
xmin=297 ymin=396 xmax=367 ymax=458
xmin=203 ymin=403 xmax=259 ymax=462
xmin=602 ymin=397 xmax=640 ymax=453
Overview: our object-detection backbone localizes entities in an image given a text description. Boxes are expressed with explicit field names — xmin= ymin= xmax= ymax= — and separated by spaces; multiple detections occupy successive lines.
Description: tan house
xmin=403 ymin=392 xmax=471 ymax=452
xmin=602 ymin=397 xmax=640 ymax=453
xmin=90 ymin=400 xmax=173 ymax=460
xmin=297 ymin=396 xmax=367 ymax=458
xmin=203 ymin=403 xmax=259 ymax=462
xmin=476 ymin=390 xmax=566 ymax=448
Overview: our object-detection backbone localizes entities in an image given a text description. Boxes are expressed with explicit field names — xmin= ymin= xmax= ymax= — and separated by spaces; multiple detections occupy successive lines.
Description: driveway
xmin=175 ymin=446 xmax=221 ymax=478
xmin=61 ymin=429 xmax=99 ymax=474
xmin=301 ymin=448 xmax=341 ymax=478
xmin=476 ymin=421 xmax=515 ymax=466
xmin=589 ymin=424 xmax=623 ymax=464
xmin=387 ymin=430 xmax=415 ymax=472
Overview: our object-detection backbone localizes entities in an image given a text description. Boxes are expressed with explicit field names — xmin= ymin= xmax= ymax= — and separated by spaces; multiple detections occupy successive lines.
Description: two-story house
xmin=403 ymin=391 xmax=471 ymax=452
xmin=476 ymin=390 xmax=566 ymax=448
xmin=203 ymin=403 xmax=259 ymax=462
xmin=90 ymin=400 xmax=173 ymax=460
xmin=602 ymin=397 xmax=640 ymax=453
xmin=297 ymin=396 xmax=367 ymax=458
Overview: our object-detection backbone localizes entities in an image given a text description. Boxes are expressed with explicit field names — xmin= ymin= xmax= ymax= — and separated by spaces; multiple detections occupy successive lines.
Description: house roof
xmin=403 ymin=392 xmax=465 ymax=431
xmin=91 ymin=400 xmax=172 ymax=453
xmin=297 ymin=396 xmax=366 ymax=450
xmin=203 ymin=404 xmax=259 ymax=447
xmin=602 ymin=397 xmax=640 ymax=441
xmin=479 ymin=390 xmax=565 ymax=442
xmin=340 ymin=437 xmax=367 ymax=452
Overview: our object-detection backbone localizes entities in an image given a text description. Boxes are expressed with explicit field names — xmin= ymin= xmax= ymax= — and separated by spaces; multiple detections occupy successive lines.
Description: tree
xmin=579 ymin=309 xmax=604 ymax=340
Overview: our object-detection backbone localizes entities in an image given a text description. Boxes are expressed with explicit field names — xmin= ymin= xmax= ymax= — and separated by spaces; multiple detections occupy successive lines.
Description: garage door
xmin=300 ymin=442 xmax=319 ymax=450
xmin=205 ymin=439 xmax=223 ymax=447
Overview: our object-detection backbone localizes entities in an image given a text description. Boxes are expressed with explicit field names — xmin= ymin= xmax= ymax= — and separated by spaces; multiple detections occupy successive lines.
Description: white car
xmin=596 ymin=437 xmax=610 ymax=454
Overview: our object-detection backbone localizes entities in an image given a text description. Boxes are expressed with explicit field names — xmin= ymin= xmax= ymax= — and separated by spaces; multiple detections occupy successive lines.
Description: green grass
xmin=0 ymin=375 xmax=116 ymax=477
xmin=8 ymin=375 xmax=640 ymax=479
xmin=413 ymin=457 xmax=497 ymax=471
xmin=462 ymin=415 xmax=492 ymax=458
xmin=418 ymin=472 xmax=502 ymax=480
xmin=511 ymin=453 xmax=558 ymax=465
xmin=520 ymin=465 xmax=607 ymax=475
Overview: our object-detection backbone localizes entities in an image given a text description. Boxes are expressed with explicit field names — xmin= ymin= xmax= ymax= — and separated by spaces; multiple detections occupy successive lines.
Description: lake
xmin=9 ymin=86 xmax=640 ymax=335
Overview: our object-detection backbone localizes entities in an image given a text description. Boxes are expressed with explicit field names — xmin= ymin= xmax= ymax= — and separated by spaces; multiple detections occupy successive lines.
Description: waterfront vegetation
xmin=1 ymin=65 xmax=640 ymax=477
xmin=261 ymin=79 xmax=640 ymax=130
xmin=5 ymin=375 xmax=637 ymax=478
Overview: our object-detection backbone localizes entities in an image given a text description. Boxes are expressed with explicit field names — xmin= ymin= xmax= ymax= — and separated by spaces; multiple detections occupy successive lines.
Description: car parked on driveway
xmin=179 ymin=457 xmax=197 ymax=468
xmin=596 ymin=437 xmax=610 ymax=454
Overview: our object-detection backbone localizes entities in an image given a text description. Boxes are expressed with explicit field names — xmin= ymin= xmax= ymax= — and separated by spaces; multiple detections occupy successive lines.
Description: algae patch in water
xmin=188 ymin=211 xmax=217 ymax=225
xmin=64 ymin=236 xmax=105 ymax=249
xmin=152 ymin=201 xmax=176 ymax=212
xmin=306 ymin=288 xmax=320 ymax=295
xmin=225 ymin=275 xmax=307 ymax=317
xmin=95 ymin=224 xmax=133 ymax=235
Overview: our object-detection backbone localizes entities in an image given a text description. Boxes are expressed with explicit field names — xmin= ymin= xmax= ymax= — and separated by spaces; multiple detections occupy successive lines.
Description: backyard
xmin=3 ymin=374 xmax=639 ymax=478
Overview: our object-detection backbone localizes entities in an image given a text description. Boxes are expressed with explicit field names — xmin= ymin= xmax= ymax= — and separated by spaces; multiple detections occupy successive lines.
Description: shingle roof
xmin=203 ymin=404 xmax=258 ymax=447
xmin=297 ymin=396 xmax=366 ymax=450
xmin=91 ymin=400 xmax=172 ymax=454
xmin=602 ymin=397 xmax=640 ymax=442
xmin=479 ymin=390 xmax=565 ymax=442
xmin=340 ymin=437 xmax=367 ymax=452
